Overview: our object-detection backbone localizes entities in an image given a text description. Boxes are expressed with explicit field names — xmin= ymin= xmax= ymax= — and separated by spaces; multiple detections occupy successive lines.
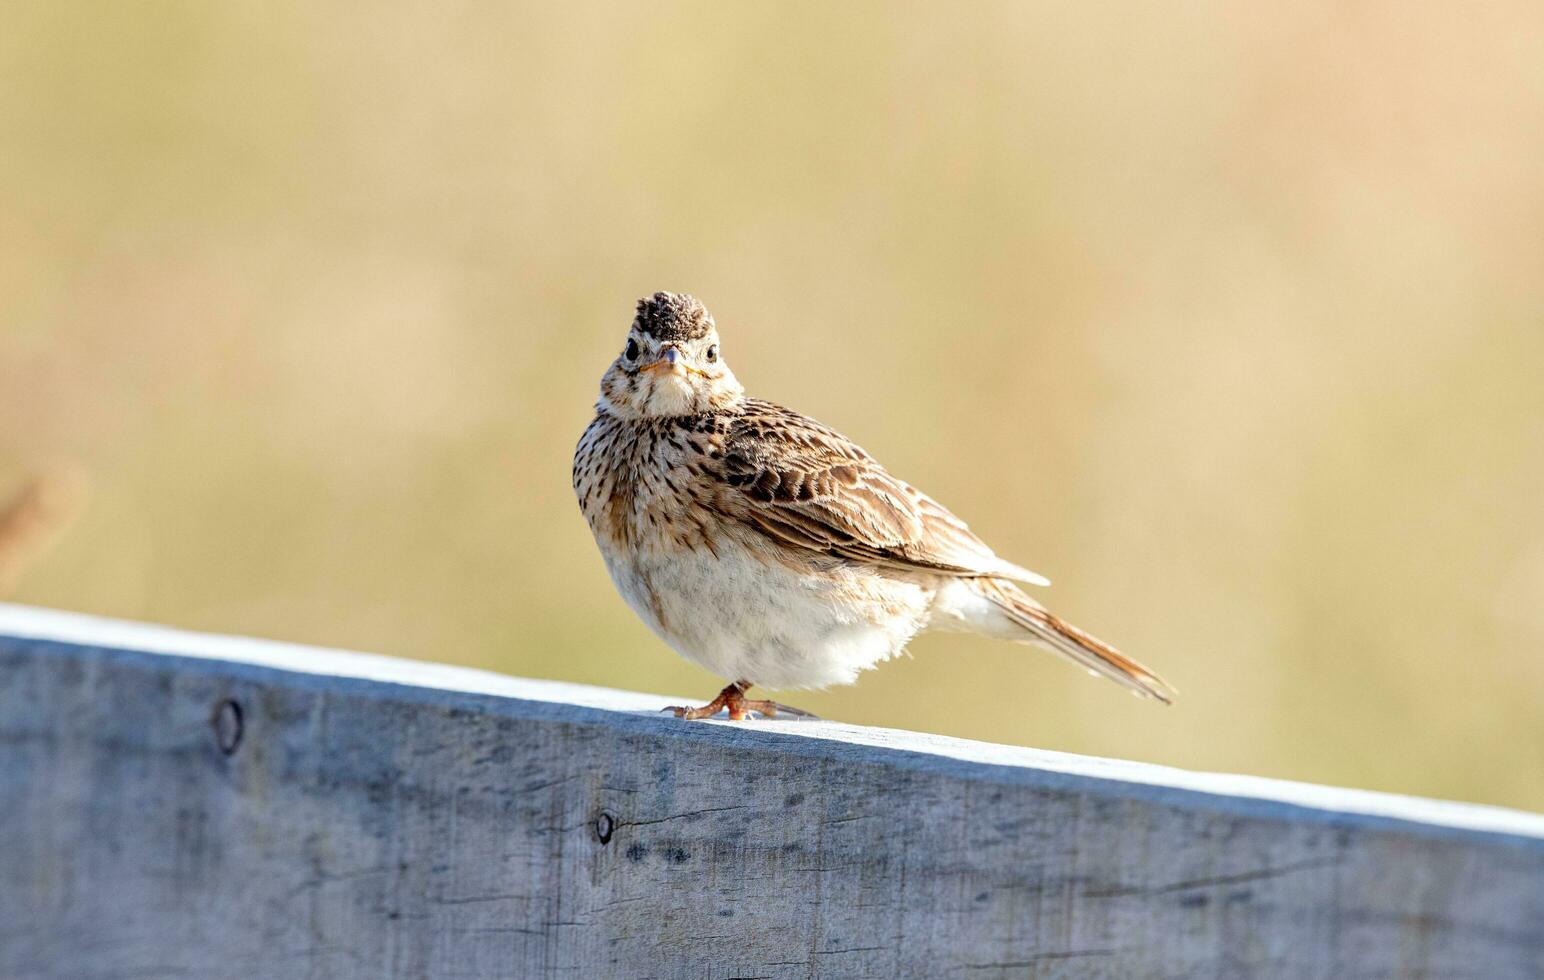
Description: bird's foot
xmin=663 ymin=681 xmax=817 ymax=721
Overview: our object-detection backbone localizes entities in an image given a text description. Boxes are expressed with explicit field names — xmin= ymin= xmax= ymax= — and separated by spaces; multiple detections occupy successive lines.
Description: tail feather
xmin=974 ymin=579 xmax=1176 ymax=704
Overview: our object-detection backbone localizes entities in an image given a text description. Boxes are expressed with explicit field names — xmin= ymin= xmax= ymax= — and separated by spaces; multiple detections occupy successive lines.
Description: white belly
xmin=603 ymin=539 xmax=933 ymax=690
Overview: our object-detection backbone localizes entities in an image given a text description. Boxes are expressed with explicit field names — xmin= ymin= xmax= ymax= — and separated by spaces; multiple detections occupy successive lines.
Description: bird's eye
xmin=705 ymin=344 xmax=718 ymax=363
xmin=625 ymin=339 xmax=639 ymax=361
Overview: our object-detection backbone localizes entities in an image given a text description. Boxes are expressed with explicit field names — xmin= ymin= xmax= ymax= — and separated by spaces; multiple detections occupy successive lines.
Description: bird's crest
xmin=634 ymin=291 xmax=714 ymax=342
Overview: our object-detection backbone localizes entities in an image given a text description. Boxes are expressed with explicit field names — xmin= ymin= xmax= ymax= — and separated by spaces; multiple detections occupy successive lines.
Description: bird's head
xmin=597 ymin=292 xmax=745 ymax=418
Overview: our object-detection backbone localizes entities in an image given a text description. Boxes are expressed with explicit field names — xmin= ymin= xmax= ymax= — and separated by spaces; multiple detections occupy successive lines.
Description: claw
xmin=765 ymin=701 xmax=818 ymax=720
xmin=663 ymin=681 xmax=816 ymax=722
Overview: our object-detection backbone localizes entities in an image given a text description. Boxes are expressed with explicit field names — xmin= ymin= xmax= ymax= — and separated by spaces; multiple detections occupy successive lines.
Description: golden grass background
xmin=3 ymin=3 xmax=1543 ymax=809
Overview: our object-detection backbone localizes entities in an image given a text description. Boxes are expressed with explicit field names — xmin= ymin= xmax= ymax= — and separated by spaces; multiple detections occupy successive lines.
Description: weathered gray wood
xmin=2 ymin=604 xmax=1542 ymax=979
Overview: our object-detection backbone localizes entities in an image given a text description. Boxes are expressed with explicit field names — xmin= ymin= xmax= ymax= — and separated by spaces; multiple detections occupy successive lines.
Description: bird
xmin=572 ymin=291 xmax=1175 ymax=720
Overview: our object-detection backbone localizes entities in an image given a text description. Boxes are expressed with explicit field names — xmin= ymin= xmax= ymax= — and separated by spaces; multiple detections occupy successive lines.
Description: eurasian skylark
xmin=573 ymin=292 xmax=1175 ymax=720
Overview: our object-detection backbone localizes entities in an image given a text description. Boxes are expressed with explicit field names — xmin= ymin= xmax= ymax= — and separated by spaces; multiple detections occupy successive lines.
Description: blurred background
xmin=3 ymin=3 xmax=1542 ymax=810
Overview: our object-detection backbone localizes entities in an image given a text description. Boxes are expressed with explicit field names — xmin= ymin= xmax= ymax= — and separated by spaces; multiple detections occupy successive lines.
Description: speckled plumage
xmin=573 ymin=292 xmax=1174 ymax=712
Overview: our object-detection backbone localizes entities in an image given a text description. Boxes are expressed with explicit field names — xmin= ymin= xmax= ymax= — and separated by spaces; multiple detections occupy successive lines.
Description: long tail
xmin=973 ymin=578 xmax=1177 ymax=704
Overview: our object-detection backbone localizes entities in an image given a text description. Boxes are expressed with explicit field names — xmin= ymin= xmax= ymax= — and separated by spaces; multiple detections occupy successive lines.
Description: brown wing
xmin=705 ymin=400 xmax=1048 ymax=584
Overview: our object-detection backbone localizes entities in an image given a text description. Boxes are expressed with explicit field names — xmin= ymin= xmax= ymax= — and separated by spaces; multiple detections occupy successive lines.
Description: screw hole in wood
xmin=212 ymin=698 xmax=243 ymax=755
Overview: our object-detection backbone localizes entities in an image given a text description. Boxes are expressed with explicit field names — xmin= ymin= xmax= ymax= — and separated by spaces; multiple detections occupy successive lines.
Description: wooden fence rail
xmin=3 ymin=603 xmax=1542 ymax=978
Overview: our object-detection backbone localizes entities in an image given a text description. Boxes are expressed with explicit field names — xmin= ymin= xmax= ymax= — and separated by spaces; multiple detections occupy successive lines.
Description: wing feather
xmin=705 ymin=399 xmax=1049 ymax=585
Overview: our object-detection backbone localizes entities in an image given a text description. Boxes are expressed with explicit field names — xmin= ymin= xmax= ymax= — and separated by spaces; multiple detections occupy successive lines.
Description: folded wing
xmin=705 ymin=399 xmax=1049 ymax=586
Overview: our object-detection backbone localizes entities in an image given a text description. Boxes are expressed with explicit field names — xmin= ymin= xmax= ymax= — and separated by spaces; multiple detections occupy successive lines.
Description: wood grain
xmin=2 ymin=604 xmax=1541 ymax=979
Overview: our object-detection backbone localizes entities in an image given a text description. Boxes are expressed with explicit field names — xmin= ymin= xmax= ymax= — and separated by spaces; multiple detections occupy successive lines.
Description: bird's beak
xmin=640 ymin=348 xmax=706 ymax=377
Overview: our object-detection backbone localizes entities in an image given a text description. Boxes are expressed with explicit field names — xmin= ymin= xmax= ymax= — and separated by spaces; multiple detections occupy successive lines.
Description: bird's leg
xmin=733 ymin=688 xmax=819 ymax=720
xmin=663 ymin=682 xmax=742 ymax=720
xmin=664 ymin=680 xmax=818 ymax=721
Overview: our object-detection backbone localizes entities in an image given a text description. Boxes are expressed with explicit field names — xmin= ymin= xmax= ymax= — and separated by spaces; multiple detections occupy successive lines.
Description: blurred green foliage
xmin=3 ymin=3 xmax=1542 ymax=809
